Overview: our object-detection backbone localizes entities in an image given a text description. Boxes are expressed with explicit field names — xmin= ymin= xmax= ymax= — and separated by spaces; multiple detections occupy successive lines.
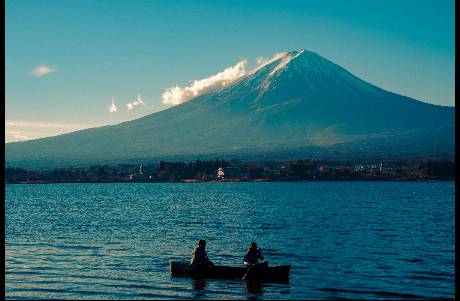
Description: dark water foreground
xmin=5 ymin=182 xmax=455 ymax=300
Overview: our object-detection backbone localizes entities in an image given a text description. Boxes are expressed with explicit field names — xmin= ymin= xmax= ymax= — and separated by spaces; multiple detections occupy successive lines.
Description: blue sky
xmin=5 ymin=0 xmax=455 ymax=142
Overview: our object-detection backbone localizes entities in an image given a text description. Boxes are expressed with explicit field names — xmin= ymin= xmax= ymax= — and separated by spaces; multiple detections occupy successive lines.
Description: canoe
xmin=169 ymin=260 xmax=290 ymax=282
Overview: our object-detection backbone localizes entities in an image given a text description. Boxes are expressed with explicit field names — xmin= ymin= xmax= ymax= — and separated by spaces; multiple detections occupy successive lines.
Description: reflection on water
xmin=5 ymin=182 xmax=455 ymax=299
xmin=192 ymin=279 xmax=207 ymax=298
xmin=188 ymin=277 xmax=285 ymax=300
xmin=192 ymin=278 xmax=207 ymax=290
xmin=245 ymin=280 xmax=263 ymax=295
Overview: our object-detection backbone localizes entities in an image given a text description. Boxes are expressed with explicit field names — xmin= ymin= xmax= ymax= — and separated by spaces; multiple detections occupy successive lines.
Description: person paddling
xmin=242 ymin=242 xmax=266 ymax=280
xmin=191 ymin=239 xmax=214 ymax=267
xmin=244 ymin=242 xmax=264 ymax=265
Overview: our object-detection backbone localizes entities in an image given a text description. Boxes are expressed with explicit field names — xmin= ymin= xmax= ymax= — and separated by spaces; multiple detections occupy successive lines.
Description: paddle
xmin=242 ymin=260 xmax=268 ymax=280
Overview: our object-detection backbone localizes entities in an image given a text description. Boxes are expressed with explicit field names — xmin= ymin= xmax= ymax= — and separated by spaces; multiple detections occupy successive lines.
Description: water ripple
xmin=5 ymin=182 xmax=455 ymax=299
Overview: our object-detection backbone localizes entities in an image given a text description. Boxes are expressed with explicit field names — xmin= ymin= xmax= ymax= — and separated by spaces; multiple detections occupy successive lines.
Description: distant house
xmin=217 ymin=167 xmax=225 ymax=180
xmin=318 ymin=165 xmax=328 ymax=173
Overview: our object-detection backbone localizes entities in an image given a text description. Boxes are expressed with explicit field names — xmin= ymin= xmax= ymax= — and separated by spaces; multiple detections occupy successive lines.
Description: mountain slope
xmin=5 ymin=50 xmax=455 ymax=168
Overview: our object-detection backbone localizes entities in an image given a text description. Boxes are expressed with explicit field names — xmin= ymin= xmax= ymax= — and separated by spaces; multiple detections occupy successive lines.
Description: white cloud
xmin=5 ymin=120 xmax=85 ymax=129
xmin=161 ymin=60 xmax=248 ymax=106
xmin=5 ymin=120 xmax=91 ymax=143
xmin=108 ymin=97 xmax=118 ymax=113
xmin=30 ymin=65 xmax=57 ymax=77
xmin=160 ymin=52 xmax=294 ymax=107
xmin=126 ymin=94 xmax=144 ymax=111
xmin=6 ymin=131 xmax=30 ymax=141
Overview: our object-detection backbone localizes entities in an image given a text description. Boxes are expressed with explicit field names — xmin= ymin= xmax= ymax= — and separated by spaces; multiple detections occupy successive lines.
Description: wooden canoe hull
xmin=169 ymin=260 xmax=290 ymax=282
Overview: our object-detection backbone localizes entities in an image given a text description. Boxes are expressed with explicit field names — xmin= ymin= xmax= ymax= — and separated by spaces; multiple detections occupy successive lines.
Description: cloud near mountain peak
xmin=161 ymin=59 xmax=248 ymax=106
xmin=160 ymin=51 xmax=294 ymax=106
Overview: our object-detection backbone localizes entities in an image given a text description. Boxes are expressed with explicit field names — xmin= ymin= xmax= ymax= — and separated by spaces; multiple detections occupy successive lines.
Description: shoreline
xmin=6 ymin=158 xmax=454 ymax=184
xmin=4 ymin=178 xmax=452 ymax=184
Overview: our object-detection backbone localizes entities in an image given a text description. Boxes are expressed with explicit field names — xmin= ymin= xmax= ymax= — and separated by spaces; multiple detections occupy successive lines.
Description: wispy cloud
xmin=161 ymin=60 xmax=248 ymax=106
xmin=108 ymin=97 xmax=118 ymax=113
xmin=5 ymin=121 xmax=85 ymax=129
xmin=7 ymin=131 xmax=30 ymax=141
xmin=160 ymin=52 xmax=290 ymax=107
xmin=30 ymin=65 xmax=57 ymax=77
xmin=5 ymin=120 xmax=91 ymax=143
xmin=126 ymin=94 xmax=144 ymax=111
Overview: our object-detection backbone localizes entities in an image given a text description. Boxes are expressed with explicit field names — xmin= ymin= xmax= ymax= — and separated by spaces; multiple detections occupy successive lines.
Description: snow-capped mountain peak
xmin=268 ymin=49 xmax=305 ymax=76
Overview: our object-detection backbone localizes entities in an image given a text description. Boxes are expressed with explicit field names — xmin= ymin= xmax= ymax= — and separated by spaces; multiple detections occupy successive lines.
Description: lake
xmin=5 ymin=182 xmax=455 ymax=299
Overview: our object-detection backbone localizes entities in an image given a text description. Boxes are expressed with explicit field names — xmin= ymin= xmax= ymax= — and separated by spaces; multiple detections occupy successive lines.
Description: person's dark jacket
xmin=191 ymin=246 xmax=210 ymax=265
xmin=244 ymin=248 xmax=264 ymax=265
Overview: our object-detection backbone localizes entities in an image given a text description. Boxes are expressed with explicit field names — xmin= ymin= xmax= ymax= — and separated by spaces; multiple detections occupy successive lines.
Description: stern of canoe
xmin=266 ymin=265 xmax=291 ymax=282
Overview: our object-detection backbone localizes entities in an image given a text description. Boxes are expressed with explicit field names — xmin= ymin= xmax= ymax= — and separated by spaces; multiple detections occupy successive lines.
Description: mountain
xmin=5 ymin=49 xmax=455 ymax=168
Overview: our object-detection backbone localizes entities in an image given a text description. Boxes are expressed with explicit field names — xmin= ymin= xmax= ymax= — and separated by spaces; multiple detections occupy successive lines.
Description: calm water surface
xmin=5 ymin=182 xmax=455 ymax=299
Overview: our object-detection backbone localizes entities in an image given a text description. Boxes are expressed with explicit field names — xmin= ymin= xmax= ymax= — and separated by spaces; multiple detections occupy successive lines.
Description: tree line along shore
xmin=4 ymin=158 xmax=455 ymax=184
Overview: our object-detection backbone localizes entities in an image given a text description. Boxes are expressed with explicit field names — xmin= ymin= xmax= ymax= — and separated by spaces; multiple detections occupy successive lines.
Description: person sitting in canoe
xmin=242 ymin=242 xmax=266 ymax=280
xmin=244 ymin=242 xmax=264 ymax=265
xmin=191 ymin=239 xmax=214 ymax=267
